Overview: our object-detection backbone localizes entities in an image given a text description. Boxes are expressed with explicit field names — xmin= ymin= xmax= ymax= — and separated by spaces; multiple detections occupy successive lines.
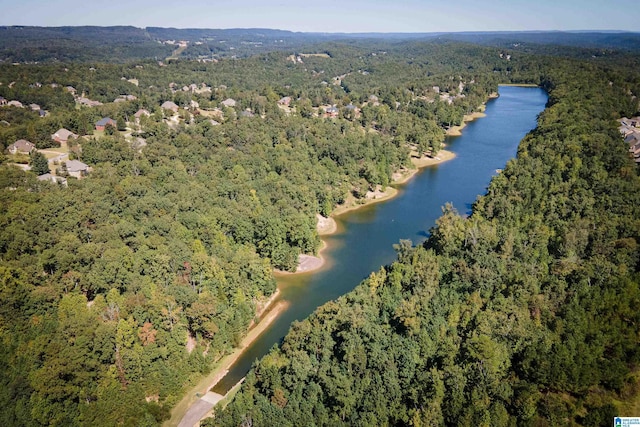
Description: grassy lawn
xmin=43 ymin=146 xmax=68 ymax=154
xmin=6 ymin=154 xmax=30 ymax=164
xmin=91 ymin=129 xmax=105 ymax=139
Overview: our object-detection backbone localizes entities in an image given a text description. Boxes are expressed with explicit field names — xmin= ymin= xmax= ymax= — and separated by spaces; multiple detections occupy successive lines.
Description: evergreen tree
xmin=117 ymin=116 xmax=127 ymax=131
xmin=29 ymin=151 xmax=49 ymax=175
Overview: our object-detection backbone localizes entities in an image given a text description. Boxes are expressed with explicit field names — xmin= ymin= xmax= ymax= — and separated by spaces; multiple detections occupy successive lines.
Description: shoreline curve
xmin=170 ymin=94 xmax=492 ymax=425
xmin=282 ymin=148 xmax=458 ymax=276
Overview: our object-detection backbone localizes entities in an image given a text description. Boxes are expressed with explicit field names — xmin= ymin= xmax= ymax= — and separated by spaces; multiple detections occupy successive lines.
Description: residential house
xmin=7 ymin=139 xmax=36 ymax=154
xmin=278 ymin=96 xmax=292 ymax=106
xmin=37 ymin=173 xmax=68 ymax=187
xmin=619 ymin=125 xmax=634 ymax=137
xmin=52 ymin=128 xmax=78 ymax=145
xmin=95 ymin=117 xmax=116 ymax=131
xmin=134 ymin=109 xmax=151 ymax=119
xmin=29 ymin=103 xmax=41 ymax=111
xmin=64 ymin=160 xmax=89 ymax=179
xmin=114 ymin=94 xmax=137 ymax=102
xmin=324 ymin=106 xmax=339 ymax=118
xmin=624 ymin=132 xmax=640 ymax=146
xmin=221 ymin=98 xmax=237 ymax=108
xmin=161 ymin=101 xmax=179 ymax=113
xmin=77 ymin=97 xmax=103 ymax=107
xmin=344 ymin=103 xmax=360 ymax=118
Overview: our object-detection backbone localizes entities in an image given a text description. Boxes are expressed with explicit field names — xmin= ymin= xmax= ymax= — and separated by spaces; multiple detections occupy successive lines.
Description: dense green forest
xmin=2 ymin=26 xmax=640 ymax=63
xmin=211 ymin=48 xmax=640 ymax=425
xmin=0 ymin=39 xmax=516 ymax=426
xmin=1 ymin=31 xmax=640 ymax=426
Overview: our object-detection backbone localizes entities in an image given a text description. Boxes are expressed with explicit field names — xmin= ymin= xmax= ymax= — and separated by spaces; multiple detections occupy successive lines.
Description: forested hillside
xmin=0 ymin=41 xmax=510 ymax=425
xmin=212 ymin=52 xmax=640 ymax=425
xmin=3 ymin=26 xmax=638 ymax=63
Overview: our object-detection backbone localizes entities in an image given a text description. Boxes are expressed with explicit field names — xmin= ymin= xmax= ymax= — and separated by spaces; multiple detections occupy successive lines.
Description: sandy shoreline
xmin=291 ymin=93 xmax=495 ymax=274
xmin=171 ymin=146 xmax=459 ymax=425
xmin=316 ymin=213 xmax=337 ymax=235
xmin=171 ymin=95 xmax=491 ymax=425
xmin=277 ymin=148 xmax=457 ymax=276
xmin=167 ymin=298 xmax=289 ymax=426
xmin=275 ymin=238 xmax=332 ymax=275
xmin=205 ymin=299 xmax=289 ymax=388
xmin=393 ymin=149 xmax=457 ymax=184
xmin=446 ymin=111 xmax=487 ymax=136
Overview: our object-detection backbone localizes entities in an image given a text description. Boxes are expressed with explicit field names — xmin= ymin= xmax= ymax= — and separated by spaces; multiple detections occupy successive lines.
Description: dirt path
xmin=167 ymin=44 xmax=187 ymax=61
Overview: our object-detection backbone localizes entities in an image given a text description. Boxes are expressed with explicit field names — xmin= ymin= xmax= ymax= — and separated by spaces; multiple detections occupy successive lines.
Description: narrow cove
xmin=210 ymin=85 xmax=548 ymax=395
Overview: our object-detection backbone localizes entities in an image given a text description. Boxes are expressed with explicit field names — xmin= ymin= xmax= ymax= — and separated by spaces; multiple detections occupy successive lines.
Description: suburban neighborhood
xmin=619 ymin=116 xmax=640 ymax=163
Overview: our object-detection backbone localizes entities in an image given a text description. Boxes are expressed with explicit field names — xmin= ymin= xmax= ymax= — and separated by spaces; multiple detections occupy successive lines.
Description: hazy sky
xmin=0 ymin=0 xmax=637 ymax=33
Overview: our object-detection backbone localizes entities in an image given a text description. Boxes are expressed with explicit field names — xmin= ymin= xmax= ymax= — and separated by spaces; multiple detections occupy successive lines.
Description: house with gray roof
xmin=64 ymin=160 xmax=89 ymax=179
xmin=37 ymin=173 xmax=68 ymax=187
xmin=77 ymin=97 xmax=103 ymax=107
xmin=7 ymin=139 xmax=36 ymax=154
xmin=95 ymin=117 xmax=116 ymax=131
xmin=52 ymin=128 xmax=78 ymax=144
xmin=134 ymin=109 xmax=151 ymax=118
xmin=324 ymin=106 xmax=339 ymax=118
xmin=161 ymin=101 xmax=179 ymax=112
xmin=221 ymin=98 xmax=237 ymax=108
xmin=278 ymin=96 xmax=292 ymax=106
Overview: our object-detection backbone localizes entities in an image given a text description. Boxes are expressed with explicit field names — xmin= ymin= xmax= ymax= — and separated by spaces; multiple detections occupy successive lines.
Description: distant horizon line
xmin=0 ymin=25 xmax=637 ymax=35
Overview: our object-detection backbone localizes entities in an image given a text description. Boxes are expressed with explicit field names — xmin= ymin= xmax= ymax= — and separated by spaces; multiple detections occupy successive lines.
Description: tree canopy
xmin=1 ymin=34 xmax=639 ymax=426
xmin=212 ymin=42 xmax=640 ymax=427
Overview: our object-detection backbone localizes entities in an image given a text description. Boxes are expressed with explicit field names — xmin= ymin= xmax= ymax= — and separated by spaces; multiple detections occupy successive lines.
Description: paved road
xmin=38 ymin=150 xmax=68 ymax=164
xmin=178 ymin=392 xmax=224 ymax=427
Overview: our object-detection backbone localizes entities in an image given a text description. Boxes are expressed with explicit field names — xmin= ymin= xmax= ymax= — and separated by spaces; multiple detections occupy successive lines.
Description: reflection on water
xmin=212 ymin=86 xmax=548 ymax=394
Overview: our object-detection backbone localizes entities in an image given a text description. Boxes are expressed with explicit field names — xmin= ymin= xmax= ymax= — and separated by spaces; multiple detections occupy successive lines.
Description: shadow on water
xmin=416 ymin=230 xmax=430 ymax=239
xmin=212 ymin=85 xmax=548 ymax=394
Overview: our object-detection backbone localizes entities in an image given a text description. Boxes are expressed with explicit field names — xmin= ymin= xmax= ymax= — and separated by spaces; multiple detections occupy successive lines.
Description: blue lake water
xmin=212 ymin=85 xmax=548 ymax=393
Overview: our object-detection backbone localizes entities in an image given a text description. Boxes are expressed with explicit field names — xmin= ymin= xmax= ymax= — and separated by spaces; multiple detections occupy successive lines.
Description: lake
xmin=212 ymin=85 xmax=548 ymax=393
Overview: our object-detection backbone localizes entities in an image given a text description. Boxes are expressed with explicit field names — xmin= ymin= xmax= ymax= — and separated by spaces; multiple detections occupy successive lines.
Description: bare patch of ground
xmin=446 ymin=109 xmax=488 ymax=136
